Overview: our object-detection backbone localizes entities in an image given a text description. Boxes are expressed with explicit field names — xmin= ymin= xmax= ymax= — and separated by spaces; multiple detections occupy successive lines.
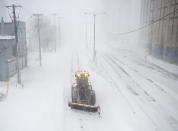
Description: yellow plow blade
xmin=68 ymin=102 xmax=100 ymax=112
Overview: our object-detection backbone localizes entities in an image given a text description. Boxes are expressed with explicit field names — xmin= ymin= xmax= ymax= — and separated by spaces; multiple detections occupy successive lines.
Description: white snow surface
xmin=0 ymin=35 xmax=15 ymax=40
xmin=0 ymin=45 xmax=178 ymax=131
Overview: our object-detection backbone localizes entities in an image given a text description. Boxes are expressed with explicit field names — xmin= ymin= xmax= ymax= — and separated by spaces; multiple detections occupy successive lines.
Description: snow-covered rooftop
xmin=0 ymin=35 xmax=15 ymax=40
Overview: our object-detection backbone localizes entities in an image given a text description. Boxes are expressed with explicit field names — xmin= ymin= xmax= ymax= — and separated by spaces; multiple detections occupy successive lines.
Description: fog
xmin=5 ymin=0 xmax=141 ymax=49
xmin=1 ymin=1 xmax=178 ymax=131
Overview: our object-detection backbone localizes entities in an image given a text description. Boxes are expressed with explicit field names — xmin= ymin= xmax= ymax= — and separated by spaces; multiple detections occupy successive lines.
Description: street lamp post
xmin=84 ymin=12 xmax=97 ymax=62
xmin=84 ymin=12 xmax=105 ymax=62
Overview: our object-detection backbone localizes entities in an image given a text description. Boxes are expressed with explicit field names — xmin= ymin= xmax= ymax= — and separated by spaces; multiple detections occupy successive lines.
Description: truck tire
xmin=72 ymin=87 xmax=77 ymax=102
xmin=89 ymin=90 xmax=96 ymax=105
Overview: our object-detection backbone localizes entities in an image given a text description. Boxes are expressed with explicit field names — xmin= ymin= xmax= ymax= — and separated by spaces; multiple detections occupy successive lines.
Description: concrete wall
xmin=140 ymin=0 xmax=178 ymax=65
xmin=0 ymin=21 xmax=27 ymax=61
xmin=0 ymin=20 xmax=28 ymax=81
xmin=0 ymin=39 xmax=16 ymax=81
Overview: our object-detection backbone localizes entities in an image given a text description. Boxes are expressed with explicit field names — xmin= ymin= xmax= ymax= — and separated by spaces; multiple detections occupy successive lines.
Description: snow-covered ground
xmin=0 ymin=44 xmax=178 ymax=131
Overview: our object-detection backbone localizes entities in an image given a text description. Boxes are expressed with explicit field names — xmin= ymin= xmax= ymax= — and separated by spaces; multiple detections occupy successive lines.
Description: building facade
xmin=0 ymin=36 xmax=16 ymax=81
xmin=0 ymin=18 xmax=27 ymax=81
xmin=140 ymin=0 xmax=178 ymax=65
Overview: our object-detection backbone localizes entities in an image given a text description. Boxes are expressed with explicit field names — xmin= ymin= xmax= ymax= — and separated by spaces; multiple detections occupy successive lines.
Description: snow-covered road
xmin=0 ymin=45 xmax=178 ymax=131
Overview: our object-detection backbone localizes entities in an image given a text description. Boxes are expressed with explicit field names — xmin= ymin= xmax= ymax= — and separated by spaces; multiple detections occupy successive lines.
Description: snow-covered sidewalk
xmin=0 ymin=50 xmax=69 ymax=131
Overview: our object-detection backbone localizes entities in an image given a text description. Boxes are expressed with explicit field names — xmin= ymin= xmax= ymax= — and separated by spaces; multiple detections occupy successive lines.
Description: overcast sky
xmin=5 ymin=0 xmax=140 ymax=24
xmin=6 ymin=0 xmax=104 ymax=20
xmin=4 ymin=0 xmax=141 ymax=46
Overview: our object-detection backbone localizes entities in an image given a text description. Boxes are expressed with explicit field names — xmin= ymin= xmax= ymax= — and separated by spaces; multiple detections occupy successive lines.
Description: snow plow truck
xmin=68 ymin=71 xmax=100 ymax=112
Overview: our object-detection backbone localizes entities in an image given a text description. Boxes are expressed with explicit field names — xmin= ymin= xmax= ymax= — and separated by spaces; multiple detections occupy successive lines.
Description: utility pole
xmin=33 ymin=14 xmax=43 ymax=66
xmin=6 ymin=4 xmax=22 ymax=85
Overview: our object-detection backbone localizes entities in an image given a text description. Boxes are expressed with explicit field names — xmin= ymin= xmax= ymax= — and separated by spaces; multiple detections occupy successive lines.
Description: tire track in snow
xmin=110 ymin=54 xmax=178 ymax=103
xmin=93 ymin=54 xmax=137 ymax=115
xmin=111 ymin=48 xmax=178 ymax=80
xmin=110 ymin=54 xmax=178 ymax=116
xmin=101 ymin=54 xmax=160 ymax=130
xmin=104 ymin=53 xmax=178 ymax=131
xmin=111 ymin=54 xmax=172 ymax=95
xmin=105 ymin=54 xmax=156 ymax=102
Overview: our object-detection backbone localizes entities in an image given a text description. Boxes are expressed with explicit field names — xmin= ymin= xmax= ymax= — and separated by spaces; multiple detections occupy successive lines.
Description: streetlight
xmin=84 ymin=12 xmax=106 ymax=62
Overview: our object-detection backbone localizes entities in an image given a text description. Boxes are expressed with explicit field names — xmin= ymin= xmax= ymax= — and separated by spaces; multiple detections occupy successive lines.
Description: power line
xmin=117 ymin=9 xmax=178 ymax=36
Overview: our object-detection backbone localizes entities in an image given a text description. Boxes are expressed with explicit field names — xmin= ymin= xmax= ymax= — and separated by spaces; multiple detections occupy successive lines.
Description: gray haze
xmin=4 ymin=0 xmax=141 ymax=48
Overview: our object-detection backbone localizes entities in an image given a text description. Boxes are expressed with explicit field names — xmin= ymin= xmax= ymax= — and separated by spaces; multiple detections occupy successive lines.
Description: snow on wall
xmin=0 ymin=35 xmax=15 ymax=40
